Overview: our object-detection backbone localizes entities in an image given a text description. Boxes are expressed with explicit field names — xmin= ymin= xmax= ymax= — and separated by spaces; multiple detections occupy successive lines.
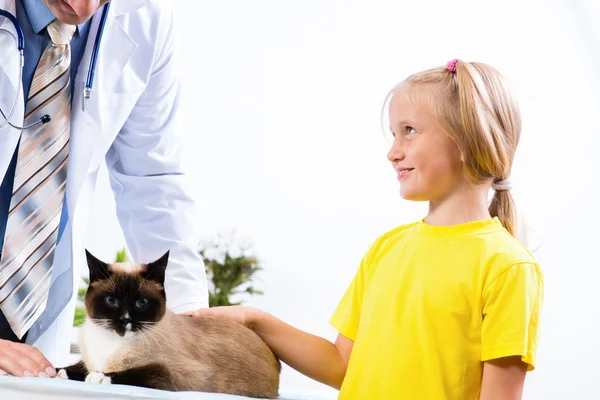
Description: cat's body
xmin=58 ymin=252 xmax=280 ymax=398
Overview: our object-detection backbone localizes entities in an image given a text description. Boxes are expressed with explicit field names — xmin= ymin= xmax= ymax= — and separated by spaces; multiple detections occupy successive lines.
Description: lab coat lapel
xmin=0 ymin=0 xmax=24 ymax=183
xmin=67 ymin=3 xmax=137 ymax=217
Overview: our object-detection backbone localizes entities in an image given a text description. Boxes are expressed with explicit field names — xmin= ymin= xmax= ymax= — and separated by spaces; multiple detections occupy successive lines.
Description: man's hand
xmin=0 ymin=339 xmax=56 ymax=378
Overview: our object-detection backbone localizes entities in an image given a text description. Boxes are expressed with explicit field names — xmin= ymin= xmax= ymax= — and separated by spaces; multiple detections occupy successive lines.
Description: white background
xmin=84 ymin=0 xmax=600 ymax=398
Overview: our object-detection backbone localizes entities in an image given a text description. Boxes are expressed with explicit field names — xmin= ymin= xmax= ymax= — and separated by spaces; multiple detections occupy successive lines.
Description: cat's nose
xmin=120 ymin=314 xmax=132 ymax=325
xmin=120 ymin=311 xmax=131 ymax=324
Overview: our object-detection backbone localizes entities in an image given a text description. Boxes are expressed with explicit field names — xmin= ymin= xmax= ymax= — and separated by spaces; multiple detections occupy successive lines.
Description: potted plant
xmin=199 ymin=230 xmax=264 ymax=307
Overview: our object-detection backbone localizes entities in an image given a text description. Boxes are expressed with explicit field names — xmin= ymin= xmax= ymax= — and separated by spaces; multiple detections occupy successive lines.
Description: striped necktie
xmin=0 ymin=20 xmax=75 ymax=339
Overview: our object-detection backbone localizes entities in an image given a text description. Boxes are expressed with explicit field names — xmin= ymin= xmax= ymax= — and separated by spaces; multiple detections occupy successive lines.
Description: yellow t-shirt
xmin=330 ymin=217 xmax=543 ymax=400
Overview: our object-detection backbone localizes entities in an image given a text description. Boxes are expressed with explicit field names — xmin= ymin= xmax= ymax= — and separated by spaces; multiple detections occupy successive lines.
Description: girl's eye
xmin=406 ymin=126 xmax=416 ymax=135
xmin=105 ymin=296 xmax=118 ymax=307
xmin=136 ymin=298 xmax=149 ymax=308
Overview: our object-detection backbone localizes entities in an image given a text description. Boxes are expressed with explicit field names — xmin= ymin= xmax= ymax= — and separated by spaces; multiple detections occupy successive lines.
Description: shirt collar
xmin=22 ymin=0 xmax=84 ymax=37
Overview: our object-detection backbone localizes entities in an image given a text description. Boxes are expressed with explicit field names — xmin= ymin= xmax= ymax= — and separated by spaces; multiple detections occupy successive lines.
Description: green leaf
xmin=77 ymin=287 xmax=88 ymax=300
xmin=203 ymin=239 xmax=264 ymax=308
xmin=115 ymin=248 xmax=129 ymax=263
xmin=73 ymin=307 xmax=86 ymax=327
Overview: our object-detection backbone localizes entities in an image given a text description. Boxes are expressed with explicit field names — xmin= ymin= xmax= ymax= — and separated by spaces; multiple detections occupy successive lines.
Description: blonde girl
xmin=191 ymin=59 xmax=543 ymax=400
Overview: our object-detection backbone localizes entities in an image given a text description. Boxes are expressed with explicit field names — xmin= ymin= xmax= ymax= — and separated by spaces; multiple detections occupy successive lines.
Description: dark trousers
xmin=0 ymin=312 xmax=27 ymax=342
xmin=0 ymin=254 xmax=27 ymax=343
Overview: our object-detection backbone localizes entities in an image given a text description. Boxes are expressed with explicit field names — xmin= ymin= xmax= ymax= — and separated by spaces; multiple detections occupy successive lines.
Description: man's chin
xmin=48 ymin=0 xmax=99 ymax=25
xmin=55 ymin=15 xmax=87 ymax=25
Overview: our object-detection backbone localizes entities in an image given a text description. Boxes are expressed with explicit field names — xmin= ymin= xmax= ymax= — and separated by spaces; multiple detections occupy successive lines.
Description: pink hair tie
xmin=447 ymin=58 xmax=459 ymax=73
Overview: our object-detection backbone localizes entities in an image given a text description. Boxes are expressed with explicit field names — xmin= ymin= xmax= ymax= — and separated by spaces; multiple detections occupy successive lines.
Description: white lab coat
xmin=0 ymin=0 xmax=208 ymax=366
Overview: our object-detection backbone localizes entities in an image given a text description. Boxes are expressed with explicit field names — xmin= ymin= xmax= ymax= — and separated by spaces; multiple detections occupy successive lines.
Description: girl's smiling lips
xmin=395 ymin=167 xmax=414 ymax=181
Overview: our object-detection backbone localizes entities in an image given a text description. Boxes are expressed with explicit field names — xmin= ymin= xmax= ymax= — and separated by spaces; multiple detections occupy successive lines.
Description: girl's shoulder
xmin=488 ymin=228 xmax=538 ymax=266
xmin=382 ymin=221 xmax=422 ymax=239
xmin=361 ymin=221 xmax=421 ymax=262
xmin=480 ymin=229 xmax=541 ymax=289
xmin=371 ymin=220 xmax=421 ymax=247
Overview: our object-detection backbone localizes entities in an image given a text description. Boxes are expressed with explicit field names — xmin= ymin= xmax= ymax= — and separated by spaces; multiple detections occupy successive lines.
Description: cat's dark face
xmin=84 ymin=250 xmax=169 ymax=337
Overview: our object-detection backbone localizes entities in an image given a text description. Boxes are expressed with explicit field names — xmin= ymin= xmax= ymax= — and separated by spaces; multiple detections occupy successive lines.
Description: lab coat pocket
xmin=108 ymin=86 xmax=145 ymax=109
xmin=107 ymin=70 xmax=145 ymax=107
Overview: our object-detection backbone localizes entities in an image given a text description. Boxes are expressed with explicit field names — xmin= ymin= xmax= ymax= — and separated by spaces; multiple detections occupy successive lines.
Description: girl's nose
xmin=387 ymin=138 xmax=405 ymax=163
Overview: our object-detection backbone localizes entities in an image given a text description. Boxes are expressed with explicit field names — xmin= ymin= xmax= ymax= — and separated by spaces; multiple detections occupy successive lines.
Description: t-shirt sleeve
xmin=481 ymin=262 xmax=544 ymax=370
xmin=329 ymin=245 xmax=374 ymax=341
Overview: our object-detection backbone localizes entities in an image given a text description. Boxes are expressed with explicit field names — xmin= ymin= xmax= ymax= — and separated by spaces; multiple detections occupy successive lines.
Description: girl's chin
xmin=399 ymin=187 xmax=430 ymax=202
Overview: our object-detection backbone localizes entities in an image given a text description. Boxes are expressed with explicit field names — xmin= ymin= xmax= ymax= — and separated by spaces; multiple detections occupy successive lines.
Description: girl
xmin=190 ymin=59 xmax=543 ymax=399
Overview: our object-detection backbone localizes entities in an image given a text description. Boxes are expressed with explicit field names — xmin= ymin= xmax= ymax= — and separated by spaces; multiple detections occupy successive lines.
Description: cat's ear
xmin=86 ymin=249 xmax=110 ymax=283
xmin=145 ymin=251 xmax=169 ymax=286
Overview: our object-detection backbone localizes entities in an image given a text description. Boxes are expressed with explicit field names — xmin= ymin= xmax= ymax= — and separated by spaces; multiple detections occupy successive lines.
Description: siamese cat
xmin=56 ymin=251 xmax=280 ymax=398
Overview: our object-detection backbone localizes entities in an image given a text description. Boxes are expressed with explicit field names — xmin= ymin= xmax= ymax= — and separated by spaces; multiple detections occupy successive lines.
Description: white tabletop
xmin=0 ymin=376 xmax=336 ymax=400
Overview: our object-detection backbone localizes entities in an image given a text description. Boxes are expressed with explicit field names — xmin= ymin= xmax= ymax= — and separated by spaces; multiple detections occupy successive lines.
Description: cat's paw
xmin=55 ymin=369 xmax=69 ymax=379
xmin=85 ymin=371 xmax=111 ymax=384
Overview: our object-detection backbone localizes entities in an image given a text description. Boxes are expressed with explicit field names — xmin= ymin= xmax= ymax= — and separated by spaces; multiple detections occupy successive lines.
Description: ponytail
xmin=489 ymin=187 xmax=517 ymax=236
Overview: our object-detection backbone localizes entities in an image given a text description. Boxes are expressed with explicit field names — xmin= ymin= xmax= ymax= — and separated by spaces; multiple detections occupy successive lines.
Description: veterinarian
xmin=0 ymin=0 xmax=208 ymax=378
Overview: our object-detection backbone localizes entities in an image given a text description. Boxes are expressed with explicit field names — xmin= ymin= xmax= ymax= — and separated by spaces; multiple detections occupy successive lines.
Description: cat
xmin=56 ymin=250 xmax=281 ymax=398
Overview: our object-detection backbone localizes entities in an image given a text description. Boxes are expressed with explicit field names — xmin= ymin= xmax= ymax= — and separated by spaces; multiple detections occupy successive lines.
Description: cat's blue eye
xmin=136 ymin=298 xmax=149 ymax=308
xmin=105 ymin=296 xmax=118 ymax=307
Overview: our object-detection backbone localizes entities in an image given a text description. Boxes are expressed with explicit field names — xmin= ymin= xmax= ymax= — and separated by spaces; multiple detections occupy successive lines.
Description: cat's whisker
xmin=140 ymin=324 xmax=168 ymax=343
xmin=138 ymin=329 xmax=166 ymax=360
xmin=89 ymin=319 xmax=110 ymax=326
xmin=88 ymin=318 xmax=113 ymax=330
xmin=139 ymin=324 xmax=168 ymax=351
xmin=138 ymin=330 xmax=150 ymax=351
xmin=145 ymin=330 xmax=166 ymax=357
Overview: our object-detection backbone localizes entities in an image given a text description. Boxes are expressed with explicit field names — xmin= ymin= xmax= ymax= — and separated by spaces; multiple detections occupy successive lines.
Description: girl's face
xmin=387 ymin=84 xmax=464 ymax=202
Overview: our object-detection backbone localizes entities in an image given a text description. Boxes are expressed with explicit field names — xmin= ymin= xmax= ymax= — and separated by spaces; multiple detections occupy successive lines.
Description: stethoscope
xmin=0 ymin=3 xmax=111 ymax=131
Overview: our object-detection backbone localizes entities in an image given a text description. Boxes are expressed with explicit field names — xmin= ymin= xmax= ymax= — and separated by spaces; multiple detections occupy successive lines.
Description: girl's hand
xmin=182 ymin=306 xmax=260 ymax=327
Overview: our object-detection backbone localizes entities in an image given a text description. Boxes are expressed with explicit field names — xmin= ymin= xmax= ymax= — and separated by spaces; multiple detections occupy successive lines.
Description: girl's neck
xmin=425 ymin=181 xmax=491 ymax=226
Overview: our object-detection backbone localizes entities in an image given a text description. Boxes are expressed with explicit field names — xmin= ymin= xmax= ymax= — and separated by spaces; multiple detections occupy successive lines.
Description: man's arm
xmin=480 ymin=356 xmax=527 ymax=400
xmin=104 ymin=2 xmax=208 ymax=313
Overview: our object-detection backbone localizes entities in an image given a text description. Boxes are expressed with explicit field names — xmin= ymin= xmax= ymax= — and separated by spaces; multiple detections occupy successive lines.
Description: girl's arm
xmin=189 ymin=306 xmax=353 ymax=389
xmin=480 ymin=356 xmax=527 ymax=400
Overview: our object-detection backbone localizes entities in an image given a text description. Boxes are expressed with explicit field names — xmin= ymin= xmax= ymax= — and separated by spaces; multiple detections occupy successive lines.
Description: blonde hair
xmin=387 ymin=61 xmax=522 ymax=236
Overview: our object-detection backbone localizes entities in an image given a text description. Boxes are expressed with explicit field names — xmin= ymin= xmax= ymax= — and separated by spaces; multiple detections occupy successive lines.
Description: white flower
xmin=242 ymin=248 xmax=254 ymax=258
xmin=235 ymin=235 xmax=252 ymax=250
xmin=227 ymin=245 xmax=242 ymax=259
xmin=198 ymin=234 xmax=216 ymax=251
xmin=203 ymin=247 xmax=219 ymax=261
xmin=215 ymin=252 xmax=226 ymax=265
xmin=217 ymin=241 xmax=229 ymax=254
xmin=212 ymin=236 xmax=224 ymax=248
xmin=215 ymin=229 xmax=232 ymax=245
